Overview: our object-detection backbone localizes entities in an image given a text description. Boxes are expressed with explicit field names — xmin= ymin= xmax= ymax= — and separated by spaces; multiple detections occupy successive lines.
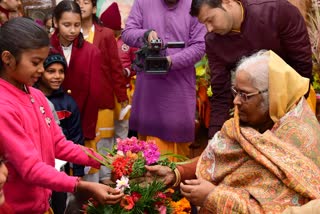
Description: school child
xmin=0 ymin=0 xmax=22 ymax=26
xmin=38 ymin=52 xmax=85 ymax=176
xmin=0 ymin=17 xmax=123 ymax=214
xmin=100 ymin=2 xmax=138 ymax=139
xmin=75 ymin=0 xmax=129 ymax=184
xmin=37 ymin=53 xmax=85 ymax=214
xmin=43 ymin=11 xmax=54 ymax=37
xmin=50 ymin=0 xmax=103 ymax=143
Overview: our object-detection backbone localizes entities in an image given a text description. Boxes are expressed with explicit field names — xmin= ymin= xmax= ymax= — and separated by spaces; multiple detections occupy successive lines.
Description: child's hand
xmin=120 ymin=100 xmax=129 ymax=108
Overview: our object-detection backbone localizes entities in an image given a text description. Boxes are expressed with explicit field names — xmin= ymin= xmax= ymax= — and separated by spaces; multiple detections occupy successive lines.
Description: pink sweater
xmin=0 ymin=79 xmax=101 ymax=213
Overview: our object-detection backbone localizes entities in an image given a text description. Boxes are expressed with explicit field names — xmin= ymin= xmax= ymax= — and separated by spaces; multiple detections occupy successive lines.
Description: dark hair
xmin=190 ymin=0 xmax=223 ymax=17
xmin=0 ymin=17 xmax=49 ymax=70
xmin=74 ymin=0 xmax=102 ymax=26
xmin=43 ymin=10 xmax=53 ymax=25
xmin=91 ymin=0 xmax=103 ymax=25
xmin=53 ymin=0 xmax=84 ymax=47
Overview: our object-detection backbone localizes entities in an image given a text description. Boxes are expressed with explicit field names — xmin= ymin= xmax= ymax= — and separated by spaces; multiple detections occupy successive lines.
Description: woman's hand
xmin=77 ymin=180 xmax=124 ymax=205
xmin=145 ymin=165 xmax=175 ymax=186
xmin=180 ymin=178 xmax=215 ymax=206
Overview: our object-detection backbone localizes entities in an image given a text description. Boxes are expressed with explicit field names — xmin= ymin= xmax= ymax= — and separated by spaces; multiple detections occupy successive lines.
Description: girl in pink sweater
xmin=0 ymin=17 xmax=123 ymax=214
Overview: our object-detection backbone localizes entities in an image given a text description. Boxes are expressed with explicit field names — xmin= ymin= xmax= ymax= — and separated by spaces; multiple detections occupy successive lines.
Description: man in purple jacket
xmin=190 ymin=0 xmax=312 ymax=138
xmin=122 ymin=0 xmax=206 ymax=157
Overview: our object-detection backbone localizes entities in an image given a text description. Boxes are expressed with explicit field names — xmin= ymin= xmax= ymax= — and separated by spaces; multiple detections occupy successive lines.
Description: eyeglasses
xmin=231 ymin=86 xmax=268 ymax=102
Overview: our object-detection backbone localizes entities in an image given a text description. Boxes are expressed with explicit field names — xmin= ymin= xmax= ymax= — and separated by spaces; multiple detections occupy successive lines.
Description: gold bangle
xmin=172 ymin=168 xmax=181 ymax=188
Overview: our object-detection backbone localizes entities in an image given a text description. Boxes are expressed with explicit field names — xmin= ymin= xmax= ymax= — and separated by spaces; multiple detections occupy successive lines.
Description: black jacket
xmin=48 ymin=88 xmax=85 ymax=177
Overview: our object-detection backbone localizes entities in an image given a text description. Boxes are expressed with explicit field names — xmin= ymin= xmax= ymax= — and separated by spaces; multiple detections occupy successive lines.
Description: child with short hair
xmin=39 ymin=52 xmax=86 ymax=176
xmin=37 ymin=52 xmax=85 ymax=214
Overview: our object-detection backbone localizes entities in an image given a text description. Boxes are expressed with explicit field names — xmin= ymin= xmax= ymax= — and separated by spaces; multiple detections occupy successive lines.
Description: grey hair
xmin=235 ymin=50 xmax=269 ymax=112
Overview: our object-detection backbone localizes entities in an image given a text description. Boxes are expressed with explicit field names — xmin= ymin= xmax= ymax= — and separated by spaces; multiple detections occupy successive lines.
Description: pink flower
xmin=156 ymin=205 xmax=167 ymax=214
xmin=131 ymin=192 xmax=142 ymax=202
xmin=116 ymin=176 xmax=130 ymax=192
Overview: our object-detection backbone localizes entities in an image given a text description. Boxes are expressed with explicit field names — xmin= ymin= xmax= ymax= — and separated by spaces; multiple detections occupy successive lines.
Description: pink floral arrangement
xmin=84 ymin=137 xmax=183 ymax=214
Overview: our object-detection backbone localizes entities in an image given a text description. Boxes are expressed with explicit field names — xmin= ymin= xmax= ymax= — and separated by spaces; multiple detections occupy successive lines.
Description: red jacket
xmin=117 ymin=37 xmax=137 ymax=88
xmin=50 ymin=32 xmax=103 ymax=139
xmin=93 ymin=24 xmax=128 ymax=107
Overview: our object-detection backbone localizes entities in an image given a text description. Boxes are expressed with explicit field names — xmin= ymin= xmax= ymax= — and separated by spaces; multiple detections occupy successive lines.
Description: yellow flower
xmin=170 ymin=197 xmax=191 ymax=214
xmin=196 ymin=66 xmax=206 ymax=77
xmin=207 ymin=85 xmax=213 ymax=97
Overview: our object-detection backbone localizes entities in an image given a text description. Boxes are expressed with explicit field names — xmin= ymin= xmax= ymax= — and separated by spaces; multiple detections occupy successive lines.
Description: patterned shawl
xmin=196 ymin=51 xmax=320 ymax=214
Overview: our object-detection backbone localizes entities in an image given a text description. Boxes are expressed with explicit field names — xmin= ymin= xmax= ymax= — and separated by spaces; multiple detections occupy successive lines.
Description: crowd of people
xmin=0 ymin=0 xmax=320 ymax=213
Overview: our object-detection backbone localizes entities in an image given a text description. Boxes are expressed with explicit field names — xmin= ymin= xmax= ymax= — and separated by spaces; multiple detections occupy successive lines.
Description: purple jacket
xmin=206 ymin=0 xmax=312 ymax=137
xmin=122 ymin=0 xmax=206 ymax=142
xmin=0 ymin=79 xmax=101 ymax=214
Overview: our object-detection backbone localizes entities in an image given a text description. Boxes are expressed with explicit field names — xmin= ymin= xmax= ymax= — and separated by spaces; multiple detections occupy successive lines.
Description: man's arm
xmin=121 ymin=0 xmax=147 ymax=48
xmin=206 ymin=40 xmax=233 ymax=138
xmin=169 ymin=17 xmax=206 ymax=70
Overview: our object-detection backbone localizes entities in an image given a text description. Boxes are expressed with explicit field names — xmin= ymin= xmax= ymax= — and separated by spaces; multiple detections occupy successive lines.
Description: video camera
xmin=133 ymin=38 xmax=185 ymax=74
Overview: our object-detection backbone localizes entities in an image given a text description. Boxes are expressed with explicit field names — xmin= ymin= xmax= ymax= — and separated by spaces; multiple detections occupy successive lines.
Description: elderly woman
xmin=146 ymin=50 xmax=320 ymax=213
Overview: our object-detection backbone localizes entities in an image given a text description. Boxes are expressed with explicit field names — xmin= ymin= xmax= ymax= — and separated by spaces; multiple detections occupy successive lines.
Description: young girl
xmin=43 ymin=11 xmax=54 ymax=37
xmin=0 ymin=17 xmax=123 ymax=214
xmin=75 ymin=0 xmax=128 ymax=183
xmin=0 ymin=0 xmax=22 ymax=26
xmin=50 ymin=0 xmax=103 ymax=142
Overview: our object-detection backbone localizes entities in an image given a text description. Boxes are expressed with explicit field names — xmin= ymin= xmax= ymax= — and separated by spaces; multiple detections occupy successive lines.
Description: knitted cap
xmin=100 ymin=2 xmax=122 ymax=30
xmin=43 ymin=53 xmax=67 ymax=71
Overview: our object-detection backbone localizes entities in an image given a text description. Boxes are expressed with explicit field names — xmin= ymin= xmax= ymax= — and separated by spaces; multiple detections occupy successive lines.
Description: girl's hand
xmin=120 ymin=100 xmax=129 ymax=108
xmin=99 ymin=184 xmax=124 ymax=205
xmin=77 ymin=181 xmax=124 ymax=205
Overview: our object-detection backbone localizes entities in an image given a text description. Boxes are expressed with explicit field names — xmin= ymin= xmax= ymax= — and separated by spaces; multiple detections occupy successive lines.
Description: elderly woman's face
xmin=233 ymin=71 xmax=269 ymax=127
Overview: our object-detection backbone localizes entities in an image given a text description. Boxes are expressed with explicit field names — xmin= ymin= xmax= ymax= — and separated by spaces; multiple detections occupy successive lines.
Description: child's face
xmin=76 ymin=0 xmax=96 ymax=20
xmin=3 ymin=47 xmax=49 ymax=89
xmin=0 ymin=157 xmax=8 ymax=206
xmin=45 ymin=19 xmax=54 ymax=35
xmin=42 ymin=63 xmax=65 ymax=91
xmin=1 ymin=0 xmax=21 ymax=11
xmin=54 ymin=12 xmax=81 ymax=46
